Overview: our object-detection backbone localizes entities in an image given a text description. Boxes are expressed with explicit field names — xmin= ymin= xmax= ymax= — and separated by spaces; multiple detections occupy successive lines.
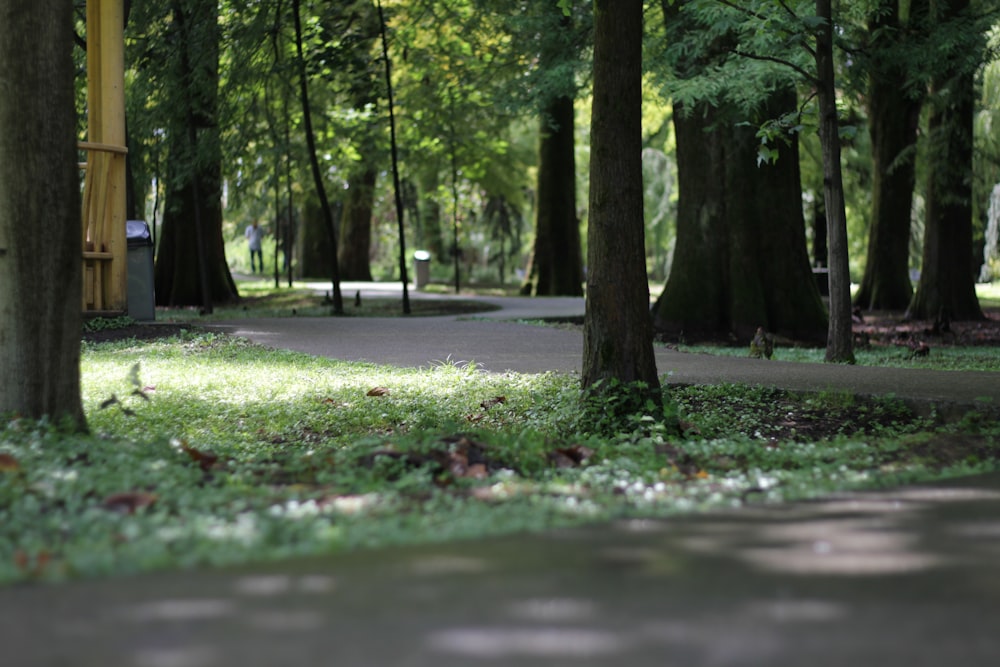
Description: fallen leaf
xmin=0 ymin=452 xmax=20 ymax=473
xmin=102 ymin=491 xmax=157 ymax=514
xmin=174 ymin=439 xmax=220 ymax=471
xmin=548 ymin=444 xmax=595 ymax=468
xmin=367 ymin=387 xmax=390 ymax=397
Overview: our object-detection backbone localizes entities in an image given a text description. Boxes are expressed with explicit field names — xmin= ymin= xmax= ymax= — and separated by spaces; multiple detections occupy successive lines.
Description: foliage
xmin=3 ymin=331 xmax=999 ymax=584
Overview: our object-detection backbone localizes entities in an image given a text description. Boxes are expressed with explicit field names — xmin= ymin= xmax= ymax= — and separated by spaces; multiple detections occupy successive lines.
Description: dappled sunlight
xmin=426 ymin=626 xmax=625 ymax=659
xmin=232 ymin=574 xmax=337 ymax=596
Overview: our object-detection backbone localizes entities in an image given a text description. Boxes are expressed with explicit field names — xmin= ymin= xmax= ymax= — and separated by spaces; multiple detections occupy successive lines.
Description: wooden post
xmin=84 ymin=0 xmax=127 ymax=313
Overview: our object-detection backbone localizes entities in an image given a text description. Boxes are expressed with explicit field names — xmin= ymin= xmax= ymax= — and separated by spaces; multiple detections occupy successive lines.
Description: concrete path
xmin=211 ymin=285 xmax=1000 ymax=414
xmin=4 ymin=472 xmax=1000 ymax=666
xmin=4 ymin=286 xmax=999 ymax=666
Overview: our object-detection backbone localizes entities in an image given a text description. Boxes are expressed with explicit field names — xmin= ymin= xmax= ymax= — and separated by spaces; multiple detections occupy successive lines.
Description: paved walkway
xmin=4 ymin=473 xmax=1000 ymax=666
xmin=211 ymin=282 xmax=1000 ymax=414
xmin=4 ymin=286 xmax=1000 ymax=666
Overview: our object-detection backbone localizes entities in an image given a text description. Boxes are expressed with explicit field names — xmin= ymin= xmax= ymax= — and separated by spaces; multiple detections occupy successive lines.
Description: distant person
xmin=245 ymin=221 xmax=264 ymax=273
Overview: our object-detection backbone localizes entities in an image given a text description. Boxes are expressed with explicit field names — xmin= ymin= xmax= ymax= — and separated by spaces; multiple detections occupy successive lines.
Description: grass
xmin=673 ymin=343 xmax=1000 ymax=371
xmin=2 ymin=329 xmax=999 ymax=585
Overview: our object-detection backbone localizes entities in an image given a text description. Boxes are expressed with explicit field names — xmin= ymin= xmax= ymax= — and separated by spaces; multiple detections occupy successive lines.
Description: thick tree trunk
xmin=815 ymin=0 xmax=855 ymax=363
xmin=521 ymin=94 xmax=584 ymax=296
xmin=854 ymin=0 xmax=925 ymax=311
xmin=582 ymin=0 xmax=659 ymax=392
xmin=153 ymin=0 xmax=237 ymax=307
xmin=0 ymin=0 xmax=86 ymax=428
xmin=297 ymin=196 xmax=337 ymax=279
xmin=653 ymin=93 xmax=827 ymax=343
xmin=338 ymin=168 xmax=376 ymax=281
xmin=907 ymin=0 xmax=984 ymax=322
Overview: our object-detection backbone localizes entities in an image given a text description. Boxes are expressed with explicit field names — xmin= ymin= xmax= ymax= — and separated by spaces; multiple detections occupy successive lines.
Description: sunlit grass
xmin=2 ymin=332 xmax=998 ymax=585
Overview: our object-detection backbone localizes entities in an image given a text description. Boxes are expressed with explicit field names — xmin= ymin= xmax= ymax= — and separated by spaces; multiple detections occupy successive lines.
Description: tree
xmin=332 ymin=0 xmax=381 ymax=282
xmin=650 ymin=0 xmax=826 ymax=342
xmin=907 ymin=0 xmax=986 ymax=322
xmin=519 ymin=8 xmax=584 ymax=297
xmin=853 ymin=0 xmax=927 ymax=311
xmin=293 ymin=0 xmax=344 ymax=313
xmin=153 ymin=0 xmax=238 ymax=308
xmin=815 ymin=0 xmax=855 ymax=362
xmin=652 ymin=90 xmax=827 ymax=343
xmin=0 ymin=0 xmax=86 ymax=429
xmin=582 ymin=0 xmax=660 ymax=397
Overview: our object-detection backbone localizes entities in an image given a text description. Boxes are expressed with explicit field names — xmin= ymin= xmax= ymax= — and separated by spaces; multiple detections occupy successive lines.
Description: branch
xmin=732 ymin=50 xmax=817 ymax=85
xmin=714 ymin=0 xmax=769 ymax=23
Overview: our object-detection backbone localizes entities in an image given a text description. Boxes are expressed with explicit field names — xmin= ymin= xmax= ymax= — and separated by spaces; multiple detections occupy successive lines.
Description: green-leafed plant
xmin=2 ymin=332 xmax=998 ymax=585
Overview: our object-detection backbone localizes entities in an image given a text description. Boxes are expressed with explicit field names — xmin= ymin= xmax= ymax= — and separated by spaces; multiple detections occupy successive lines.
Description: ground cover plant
xmin=2 ymin=326 xmax=999 ymax=585
xmin=670 ymin=282 xmax=1000 ymax=371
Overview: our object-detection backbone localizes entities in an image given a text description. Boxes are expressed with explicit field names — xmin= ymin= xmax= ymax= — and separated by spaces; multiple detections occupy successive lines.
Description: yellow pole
xmin=85 ymin=0 xmax=127 ymax=313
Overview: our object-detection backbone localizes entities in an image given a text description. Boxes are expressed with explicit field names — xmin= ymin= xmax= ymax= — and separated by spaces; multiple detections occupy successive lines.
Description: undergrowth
xmin=1 ymin=332 xmax=998 ymax=585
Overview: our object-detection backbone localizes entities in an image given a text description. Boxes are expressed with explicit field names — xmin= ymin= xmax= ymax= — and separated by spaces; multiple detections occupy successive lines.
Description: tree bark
xmin=582 ymin=0 xmax=659 ymax=392
xmin=521 ymin=94 xmax=584 ymax=296
xmin=338 ymin=167 xmax=376 ymax=281
xmin=653 ymin=92 xmax=827 ymax=343
xmin=854 ymin=0 xmax=925 ymax=311
xmin=907 ymin=0 xmax=984 ymax=322
xmin=815 ymin=0 xmax=855 ymax=363
xmin=0 ymin=0 xmax=86 ymax=428
xmin=153 ymin=0 xmax=237 ymax=307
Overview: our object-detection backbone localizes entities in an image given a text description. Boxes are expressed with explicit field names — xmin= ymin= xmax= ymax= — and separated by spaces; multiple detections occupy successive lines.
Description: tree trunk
xmin=907 ymin=0 xmax=984 ymax=322
xmin=652 ymin=92 xmax=827 ymax=343
xmin=854 ymin=0 xmax=925 ymax=311
xmin=582 ymin=0 xmax=659 ymax=392
xmin=815 ymin=0 xmax=855 ymax=363
xmin=338 ymin=168 xmax=376 ymax=281
xmin=293 ymin=0 xmax=343 ymax=313
xmin=153 ymin=0 xmax=237 ymax=307
xmin=0 ymin=0 xmax=86 ymax=429
xmin=521 ymin=94 xmax=584 ymax=296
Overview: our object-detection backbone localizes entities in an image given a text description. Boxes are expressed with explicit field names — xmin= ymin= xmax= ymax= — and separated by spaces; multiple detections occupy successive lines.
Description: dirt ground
xmin=852 ymin=307 xmax=1000 ymax=348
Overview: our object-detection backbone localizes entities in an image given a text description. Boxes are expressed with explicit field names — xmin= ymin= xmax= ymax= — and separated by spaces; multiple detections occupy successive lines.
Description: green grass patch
xmin=673 ymin=342 xmax=1000 ymax=371
xmin=2 ymin=332 xmax=998 ymax=585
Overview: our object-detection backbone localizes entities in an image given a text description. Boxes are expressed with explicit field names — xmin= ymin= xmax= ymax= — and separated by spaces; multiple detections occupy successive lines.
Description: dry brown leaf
xmin=176 ymin=439 xmax=220 ymax=471
xmin=0 ymin=452 xmax=20 ymax=473
xmin=466 ymin=463 xmax=488 ymax=479
xmin=480 ymin=396 xmax=506 ymax=410
xmin=102 ymin=491 xmax=158 ymax=514
xmin=548 ymin=444 xmax=594 ymax=468
xmin=367 ymin=387 xmax=390 ymax=397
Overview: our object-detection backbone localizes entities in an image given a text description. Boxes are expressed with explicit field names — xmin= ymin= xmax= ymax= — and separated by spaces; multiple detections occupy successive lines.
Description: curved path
xmin=210 ymin=286 xmax=1000 ymax=413
xmin=3 ymin=287 xmax=1000 ymax=666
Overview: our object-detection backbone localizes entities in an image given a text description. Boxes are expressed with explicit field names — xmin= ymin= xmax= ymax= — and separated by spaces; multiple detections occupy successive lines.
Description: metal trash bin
xmin=126 ymin=220 xmax=155 ymax=321
xmin=414 ymin=250 xmax=431 ymax=289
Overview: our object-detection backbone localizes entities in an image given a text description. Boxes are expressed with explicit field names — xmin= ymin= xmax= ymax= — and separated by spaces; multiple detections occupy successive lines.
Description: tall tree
xmin=907 ymin=0 xmax=986 ymax=322
xmin=293 ymin=0 xmax=344 ymax=313
xmin=815 ymin=0 xmax=855 ymax=362
xmin=653 ymin=90 xmax=827 ymax=343
xmin=651 ymin=0 xmax=826 ymax=343
xmin=332 ymin=0 xmax=381 ymax=282
xmin=854 ymin=0 xmax=927 ymax=311
xmin=582 ymin=0 xmax=660 ymax=395
xmin=0 ymin=0 xmax=86 ymax=429
xmin=153 ymin=0 xmax=238 ymax=307
xmin=520 ymin=9 xmax=584 ymax=297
